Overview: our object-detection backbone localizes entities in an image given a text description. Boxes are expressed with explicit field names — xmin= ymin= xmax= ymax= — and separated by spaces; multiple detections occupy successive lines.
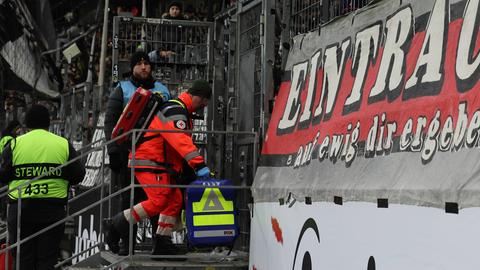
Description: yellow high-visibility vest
xmin=8 ymin=129 xmax=69 ymax=200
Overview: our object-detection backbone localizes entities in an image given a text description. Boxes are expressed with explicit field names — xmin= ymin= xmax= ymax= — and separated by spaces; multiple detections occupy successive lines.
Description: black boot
xmin=151 ymin=235 xmax=186 ymax=261
xmin=103 ymin=212 xmax=130 ymax=254
xmin=118 ymin=224 xmax=137 ymax=256
xmin=103 ymin=218 xmax=120 ymax=254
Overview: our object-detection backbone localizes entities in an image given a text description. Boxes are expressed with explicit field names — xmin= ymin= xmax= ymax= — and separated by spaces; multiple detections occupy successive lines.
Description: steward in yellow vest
xmin=0 ymin=105 xmax=85 ymax=270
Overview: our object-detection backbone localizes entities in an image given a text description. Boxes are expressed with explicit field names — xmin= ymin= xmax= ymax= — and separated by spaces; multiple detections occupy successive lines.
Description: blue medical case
xmin=185 ymin=178 xmax=238 ymax=247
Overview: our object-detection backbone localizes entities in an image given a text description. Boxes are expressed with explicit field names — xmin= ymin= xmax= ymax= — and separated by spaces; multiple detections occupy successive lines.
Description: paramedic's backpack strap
xmin=119 ymin=81 xmax=170 ymax=107
xmin=170 ymin=99 xmax=186 ymax=109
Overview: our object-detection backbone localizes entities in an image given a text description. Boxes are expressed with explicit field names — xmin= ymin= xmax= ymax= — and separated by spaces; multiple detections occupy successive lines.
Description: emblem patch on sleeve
xmin=175 ymin=120 xmax=187 ymax=129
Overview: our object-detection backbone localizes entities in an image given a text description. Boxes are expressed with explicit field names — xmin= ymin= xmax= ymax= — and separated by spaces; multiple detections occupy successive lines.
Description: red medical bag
xmin=112 ymin=87 xmax=164 ymax=146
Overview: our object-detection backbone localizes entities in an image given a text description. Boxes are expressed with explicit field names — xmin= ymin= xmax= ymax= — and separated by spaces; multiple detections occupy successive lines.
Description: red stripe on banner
xmin=263 ymin=17 xmax=480 ymax=159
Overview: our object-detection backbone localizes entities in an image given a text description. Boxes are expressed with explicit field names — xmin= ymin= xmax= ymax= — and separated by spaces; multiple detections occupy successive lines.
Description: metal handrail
xmin=55 ymin=243 xmax=102 ymax=268
xmin=1 ymin=127 xmax=257 ymax=268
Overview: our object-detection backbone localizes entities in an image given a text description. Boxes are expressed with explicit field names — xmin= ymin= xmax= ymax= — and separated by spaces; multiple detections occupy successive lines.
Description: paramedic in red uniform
xmin=104 ymin=50 xmax=170 ymax=255
xmin=104 ymin=79 xmax=212 ymax=259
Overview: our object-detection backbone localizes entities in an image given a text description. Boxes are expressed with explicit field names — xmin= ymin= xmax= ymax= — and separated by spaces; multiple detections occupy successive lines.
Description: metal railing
xmin=0 ymin=127 xmax=257 ymax=269
xmin=290 ymin=0 xmax=372 ymax=34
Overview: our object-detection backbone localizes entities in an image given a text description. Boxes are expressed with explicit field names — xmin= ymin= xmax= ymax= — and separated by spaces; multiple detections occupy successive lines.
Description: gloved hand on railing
xmin=196 ymin=167 xmax=211 ymax=178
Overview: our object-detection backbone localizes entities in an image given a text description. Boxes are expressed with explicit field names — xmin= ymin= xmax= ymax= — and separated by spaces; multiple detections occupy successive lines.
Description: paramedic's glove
xmin=196 ymin=167 xmax=211 ymax=178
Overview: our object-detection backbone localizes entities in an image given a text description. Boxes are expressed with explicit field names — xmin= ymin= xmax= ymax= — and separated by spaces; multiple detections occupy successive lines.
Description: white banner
xmin=249 ymin=202 xmax=480 ymax=269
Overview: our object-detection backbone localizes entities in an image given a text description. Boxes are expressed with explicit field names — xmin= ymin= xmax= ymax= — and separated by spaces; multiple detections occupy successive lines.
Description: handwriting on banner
xmin=291 ymin=102 xmax=480 ymax=168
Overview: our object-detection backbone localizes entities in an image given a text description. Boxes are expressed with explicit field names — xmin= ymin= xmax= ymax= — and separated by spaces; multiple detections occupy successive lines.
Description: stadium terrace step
xmin=68 ymin=249 xmax=249 ymax=269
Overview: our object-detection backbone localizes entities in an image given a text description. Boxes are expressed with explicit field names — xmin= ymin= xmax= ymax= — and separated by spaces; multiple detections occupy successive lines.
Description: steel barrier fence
xmin=112 ymin=16 xmax=213 ymax=97
xmin=290 ymin=0 xmax=371 ymax=34
xmin=52 ymin=82 xmax=96 ymax=148
xmin=111 ymin=16 xmax=214 ymax=147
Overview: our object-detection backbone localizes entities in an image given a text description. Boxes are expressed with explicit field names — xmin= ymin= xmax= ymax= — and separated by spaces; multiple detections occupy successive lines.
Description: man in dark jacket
xmin=105 ymin=80 xmax=212 ymax=260
xmin=104 ymin=50 xmax=170 ymax=255
xmin=0 ymin=105 xmax=85 ymax=270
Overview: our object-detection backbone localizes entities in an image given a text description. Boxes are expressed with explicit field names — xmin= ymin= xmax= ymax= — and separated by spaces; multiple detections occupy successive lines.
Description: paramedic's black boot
xmin=151 ymin=235 xmax=186 ymax=261
xmin=118 ymin=225 xmax=137 ymax=256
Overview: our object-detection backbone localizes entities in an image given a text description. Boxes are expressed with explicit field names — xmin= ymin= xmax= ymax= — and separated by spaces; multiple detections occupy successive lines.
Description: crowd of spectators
xmin=110 ymin=1 xmax=218 ymax=22
xmin=63 ymin=1 xmax=221 ymax=88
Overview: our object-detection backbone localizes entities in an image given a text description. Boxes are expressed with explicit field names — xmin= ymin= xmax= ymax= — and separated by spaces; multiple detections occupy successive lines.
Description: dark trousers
xmin=7 ymin=207 xmax=64 ymax=270
xmin=110 ymin=167 xmax=147 ymax=212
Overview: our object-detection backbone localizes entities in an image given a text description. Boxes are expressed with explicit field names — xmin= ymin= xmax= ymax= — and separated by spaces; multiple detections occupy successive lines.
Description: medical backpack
xmin=185 ymin=178 xmax=238 ymax=247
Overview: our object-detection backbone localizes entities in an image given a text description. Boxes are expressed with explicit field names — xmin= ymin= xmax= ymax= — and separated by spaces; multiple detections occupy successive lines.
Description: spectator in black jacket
xmin=149 ymin=2 xmax=187 ymax=63
xmin=161 ymin=1 xmax=187 ymax=20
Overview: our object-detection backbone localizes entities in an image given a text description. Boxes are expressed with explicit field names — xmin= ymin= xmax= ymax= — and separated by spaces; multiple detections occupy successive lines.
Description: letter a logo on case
xmin=203 ymin=189 xmax=224 ymax=211
xmin=192 ymin=188 xmax=234 ymax=213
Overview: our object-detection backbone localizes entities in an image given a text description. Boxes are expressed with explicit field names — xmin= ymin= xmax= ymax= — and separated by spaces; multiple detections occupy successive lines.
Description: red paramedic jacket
xmin=128 ymin=92 xmax=206 ymax=174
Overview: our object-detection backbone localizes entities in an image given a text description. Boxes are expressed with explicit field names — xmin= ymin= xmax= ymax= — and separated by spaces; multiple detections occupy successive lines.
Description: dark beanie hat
xmin=188 ymin=80 xmax=212 ymax=99
xmin=169 ymin=1 xmax=182 ymax=10
xmin=25 ymin=105 xmax=50 ymax=129
xmin=130 ymin=50 xmax=150 ymax=71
